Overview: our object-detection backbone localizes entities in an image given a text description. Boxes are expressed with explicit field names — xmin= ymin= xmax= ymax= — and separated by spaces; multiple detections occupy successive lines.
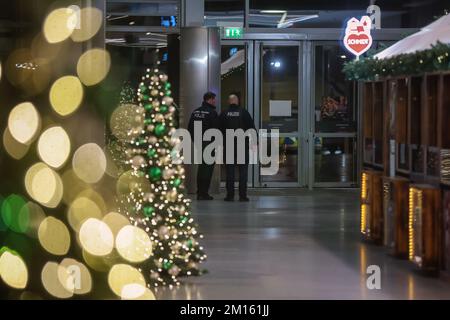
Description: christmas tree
xmin=124 ymin=65 xmax=207 ymax=288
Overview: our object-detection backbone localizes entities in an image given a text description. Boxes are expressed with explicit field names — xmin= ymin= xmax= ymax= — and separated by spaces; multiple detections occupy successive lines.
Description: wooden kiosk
xmin=360 ymin=73 xmax=445 ymax=271
xmin=352 ymin=16 xmax=450 ymax=273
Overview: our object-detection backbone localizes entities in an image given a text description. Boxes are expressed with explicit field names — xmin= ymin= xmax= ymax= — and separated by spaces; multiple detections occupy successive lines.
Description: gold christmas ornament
xmin=162 ymin=96 xmax=173 ymax=106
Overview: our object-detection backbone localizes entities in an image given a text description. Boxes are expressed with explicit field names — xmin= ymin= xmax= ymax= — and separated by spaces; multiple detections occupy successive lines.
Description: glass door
xmin=311 ymin=42 xmax=358 ymax=187
xmin=254 ymin=41 xmax=305 ymax=187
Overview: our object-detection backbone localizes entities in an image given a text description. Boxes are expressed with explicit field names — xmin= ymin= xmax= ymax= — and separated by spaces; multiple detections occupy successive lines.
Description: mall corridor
xmin=157 ymin=189 xmax=450 ymax=300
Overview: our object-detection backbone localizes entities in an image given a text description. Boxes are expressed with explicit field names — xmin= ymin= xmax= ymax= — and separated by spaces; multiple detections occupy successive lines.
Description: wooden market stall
xmin=350 ymin=13 xmax=450 ymax=273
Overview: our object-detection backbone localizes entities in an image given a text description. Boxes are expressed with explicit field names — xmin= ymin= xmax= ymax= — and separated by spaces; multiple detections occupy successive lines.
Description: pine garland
xmin=344 ymin=42 xmax=450 ymax=81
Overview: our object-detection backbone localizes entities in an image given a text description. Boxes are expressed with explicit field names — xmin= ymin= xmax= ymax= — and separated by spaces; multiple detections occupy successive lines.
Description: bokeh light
xmin=68 ymin=196 xmax=103 ymax=232
xmin=21 ymin=202 xmax=46 ymax=239
xmin=77 ymin=48 xmax=111 ymax=86
xmin=20 ymin=291 xmax=43 ymax=300
xmin=37 ymin=126 xmax=71 ymax=169
xmin=0 ymin=249 xmax=28 ymax=289
xmin=61 ymin=169 xmax=88 ymax=205
xmin=102 ymin=212 xmax=130 ymax=237
xmin=38 ymin=217 xmax=71 ymax=256
xmin=43 ymin=8 xmax=76 ymax=44
xmin=31 ymin=32 xmax=62 ymax=62
xmin=73 ymin=143 xmax=107 ymax=184
xmin=1 ymin=194 xmax=27 ymax=233
xmin=5 ymin=49 xmax=32 ymax=87
xmin=82 ymin=249 xmax=121 ymax=273
xmin=3 ymin=127 xmax=30 ymax=160
xmin=116 ymin=170 xmax=151 ymax=196
xmin=104 ymin=146 xmax=121 ymax=178
xmin=58 ymin=258 xmax=92 ymax=295
xmin=116 ymin=225 xmax=152 ymax=263
xmin=8 ymin=102 xmax=41 ymax=145
xmin=79 ymin=218 xmax=114 ymax=256
xmin=0 ymin=196 xmax=6 ymax=232
xmin=49 ymin=76 xmax=84 ymax=117
xmin=4 ymin=48 xmax=52 ymax=96
xmin=25 ymin=162 xmax=63 ymax=208
xmin=110 ymin=103 xmax=144 ymax=141
xmin=71 ymin=7 xmax=103 ymax=42
xmin=108 ymin=264 xmax=146 ymax=298
xmin=41 ymin=261 xmax=73 ymax=299
xmin=77 ymin=188 xmax=107 ymax=213
xmin=121 ymin=284 xmax=156 ymax=300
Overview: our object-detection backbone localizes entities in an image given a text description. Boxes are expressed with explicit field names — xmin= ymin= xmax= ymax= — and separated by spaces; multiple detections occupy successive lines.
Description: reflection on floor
xmin=156 ymin=189 xmax=450 ymax=299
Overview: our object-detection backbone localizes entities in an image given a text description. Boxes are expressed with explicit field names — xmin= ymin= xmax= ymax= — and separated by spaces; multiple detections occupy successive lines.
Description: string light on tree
xmin=121 ymin=61 xmax=207 ymax=287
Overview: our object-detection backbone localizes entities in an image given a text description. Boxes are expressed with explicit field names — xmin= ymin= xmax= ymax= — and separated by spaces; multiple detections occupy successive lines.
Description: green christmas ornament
xmin=144 ymin=119 xmax=152 ymax=125
xmin=144 ymin=103 xmax=153 ymax=111
xmin=149 ymin=167 xmax=162 ymax=181
xmin=140 ymin=85 xmax=147 ymax=92
xmin=147 ymin=148 xmax=157 ymax=158
xmin=163 ymin=261 xmax=173 ymax=270
xmin=140 ymin=94 xmax=150 ymax=101
xmin=173 ymin=178 xmax=181 ymax=187
xmin=165 ymin=90 xmax=172 ymax=97
xmin=164 ymin=83 xmax=171 ymax=90
xmin=160 ymin=105 xmax=168 ymax=114
xmin=154 ymin=124 xmax=166 ymax=137
xmin=143 ymin=206 xmax=155 ymax=217
xmin=179 ymin=216 xmax=188 ymax=224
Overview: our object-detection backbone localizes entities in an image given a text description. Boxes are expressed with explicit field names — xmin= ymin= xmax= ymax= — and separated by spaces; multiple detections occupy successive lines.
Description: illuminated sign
xmin=223 ymin=27 xmax=244 ymax=39
xmin=343 ymin=16 xmax=373 ymax=60
xmin=161 ymin=16 xmax=177 ymax=27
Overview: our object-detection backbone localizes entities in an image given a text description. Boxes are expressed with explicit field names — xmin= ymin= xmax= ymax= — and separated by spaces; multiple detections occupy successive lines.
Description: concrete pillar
xmin=179 ymin=27 xmax=221 ymax=194
xmin=180 ymin=0 xmax=205 ymax=27
xmin=84 ymin=0 xmax=106 ymax=49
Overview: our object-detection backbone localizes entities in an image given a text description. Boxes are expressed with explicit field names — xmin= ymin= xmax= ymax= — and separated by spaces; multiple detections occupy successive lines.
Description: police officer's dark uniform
xmin=219 ymin=103 xmax=256 ymax=201
xmin=188 ymin=95 xmax=219 ymax=200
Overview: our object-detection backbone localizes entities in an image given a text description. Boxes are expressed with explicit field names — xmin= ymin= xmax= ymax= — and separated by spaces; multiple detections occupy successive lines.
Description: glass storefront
xmin=260 ymin=46 xmax=299 ymax=133
xmin=259 ymin=44 xmax=300 ymax=184
xmin=220 ymin=38 xmax=362 ymax=187
xmin=312 ymin=43 xmax=357 ymax=186
xmin=221 ymin=45 xmax=246 ymax=108
xmin=261 ymin=137 xmax=299 ymax=183
xmin=314 ymin=137 xmax=356 ymax=183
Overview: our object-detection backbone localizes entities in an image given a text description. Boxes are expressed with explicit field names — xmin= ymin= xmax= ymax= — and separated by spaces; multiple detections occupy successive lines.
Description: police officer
xmin=188 ymin=92 xmax=219 ymax=200
xmin=219 ymin=94 xmax=256 ymax=202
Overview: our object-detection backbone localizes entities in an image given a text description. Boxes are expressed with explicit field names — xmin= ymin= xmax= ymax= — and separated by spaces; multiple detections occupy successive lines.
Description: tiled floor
xmin=156 ymin=189 xmax=450 ymax=299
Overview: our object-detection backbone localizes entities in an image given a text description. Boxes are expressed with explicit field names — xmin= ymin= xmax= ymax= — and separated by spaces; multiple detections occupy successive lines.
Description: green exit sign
xmin=223 ymin=27 xmax=244 ymax=39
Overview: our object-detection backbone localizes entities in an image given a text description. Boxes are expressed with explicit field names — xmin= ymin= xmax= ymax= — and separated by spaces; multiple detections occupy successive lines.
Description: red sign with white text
xmin=343 ymin=16 xmax=373 ymax=59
